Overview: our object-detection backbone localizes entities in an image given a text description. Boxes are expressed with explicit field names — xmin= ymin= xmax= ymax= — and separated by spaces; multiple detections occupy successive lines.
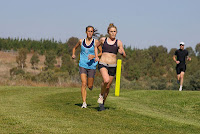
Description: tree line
xmin=1 ymin=37 xmax=200 ymax=90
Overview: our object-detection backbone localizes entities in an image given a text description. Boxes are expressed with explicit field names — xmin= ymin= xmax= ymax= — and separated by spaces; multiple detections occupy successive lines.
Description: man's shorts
xmin=79 ymin=67 xmax=96 ymax=78
xmin=98 ymin=63 xmax=116 ymax=76
xmin=176 ymin=64 xmax=186 ymax=74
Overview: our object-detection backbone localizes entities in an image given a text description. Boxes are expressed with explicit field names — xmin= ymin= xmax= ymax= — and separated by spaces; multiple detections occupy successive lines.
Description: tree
xmin=189 ymin=70 xmax=200 ymax=90
xmin=16 ymin=48 xmax=28 ymax=69
xmin=169 ymin=48 xmax=177 ymax=56
xmin=30 ymin=52 xmax=40 ymax=70
xmin=56 ymin=44 xmax=67 ymax=67
xmin=195 ymin=43 xmax=200 ymax=57
xmin=57 ymin=44 xmax=66 ymax=57
xmin=186 ymin=47 xmax=195 ymax=56
xmin=61 ymin=53 xmax=76 ymax=75
xmin=98 ymin=34 xmax=109 ymax=40
xmin=66 ymin=37 xmax=79 ymax=55
xmin=148 ymin=45 xmax=167 ymax=63
xmin=44 ymin=51 xmax=57 ymax=70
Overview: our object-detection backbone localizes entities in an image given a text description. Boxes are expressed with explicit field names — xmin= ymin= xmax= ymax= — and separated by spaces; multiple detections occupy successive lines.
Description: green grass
xmin=0 ymin=86 xmax=200 ymax=134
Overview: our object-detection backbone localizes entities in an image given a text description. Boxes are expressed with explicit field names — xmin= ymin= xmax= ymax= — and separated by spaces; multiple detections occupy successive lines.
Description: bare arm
xmin=94 ymin=44 xmax=99 ymax=61
xmin=72 ymin=39 xmax=82 ymax=59
xmin=118 ymin=40 xmax=126 ymax=58
xmin=97 ymin=43 xmax=102 ymax=57
xmin=173 ymin=55 xmax=176 ymax=62
xmin=173 ymin=55 xmax=180 ymax=64
xmin=187 ymin=56 xmax=191 ymax=61
xmin=95 ymin=37 xmax=105 ymax=61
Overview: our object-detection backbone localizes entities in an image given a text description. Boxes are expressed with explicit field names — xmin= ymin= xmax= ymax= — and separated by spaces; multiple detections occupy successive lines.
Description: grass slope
xmin=0 ymin=86 xmax=200 ymax=134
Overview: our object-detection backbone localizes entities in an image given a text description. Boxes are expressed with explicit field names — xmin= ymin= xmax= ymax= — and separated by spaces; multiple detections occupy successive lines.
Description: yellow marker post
xmin=115 ymin=59 xmax=122 ymax=96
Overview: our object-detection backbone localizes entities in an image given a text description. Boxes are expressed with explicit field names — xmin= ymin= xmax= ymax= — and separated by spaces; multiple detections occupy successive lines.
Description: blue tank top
xmin=79 ymin=38 xmax=98 ymax=69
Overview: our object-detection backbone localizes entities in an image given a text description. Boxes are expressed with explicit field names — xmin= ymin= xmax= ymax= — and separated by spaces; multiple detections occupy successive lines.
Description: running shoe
xmin=177 ymin=80 xmax=180 ymax=84
xmin=97 ymin=94 xmax=104 ymax=104
xmin=89 ymin=86 xmax=93 ymax=91
xmin=179 ymin=86 xmax=182 ymax=91
xmin=99 ymin=104 xmax=105 ymax=111
xmin=81 ymin=102 xmax=87 ymax=108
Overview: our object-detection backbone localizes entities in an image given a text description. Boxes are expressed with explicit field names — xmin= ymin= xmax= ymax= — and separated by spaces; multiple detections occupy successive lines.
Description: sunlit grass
xmin=0 ymin=86 xmax=200 ymax=133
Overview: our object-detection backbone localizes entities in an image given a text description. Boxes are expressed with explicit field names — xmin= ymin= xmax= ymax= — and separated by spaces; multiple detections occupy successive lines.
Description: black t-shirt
xmin=174 ymin=49 xmax=188 ymax=65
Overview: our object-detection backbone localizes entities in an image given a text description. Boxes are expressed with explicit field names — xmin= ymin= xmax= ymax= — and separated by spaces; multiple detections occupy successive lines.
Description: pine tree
xmin=44 ymin=50 xmax=57 ymax=70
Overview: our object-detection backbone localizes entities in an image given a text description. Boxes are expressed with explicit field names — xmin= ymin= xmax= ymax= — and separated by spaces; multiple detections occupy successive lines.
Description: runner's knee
xmin=103 ymin=78 xmax=109 ymax=84
xmin=82 ymin=82 xmax=87 ymax=88
xmin=180 ymin=73 xmax=184 ymax=77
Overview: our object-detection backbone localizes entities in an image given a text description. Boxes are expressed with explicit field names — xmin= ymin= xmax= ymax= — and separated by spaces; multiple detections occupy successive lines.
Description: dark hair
xmin=86 ymin=26 xmax=94 ymax=32
xmin=85 ymin=25 xmax=99 ymax=39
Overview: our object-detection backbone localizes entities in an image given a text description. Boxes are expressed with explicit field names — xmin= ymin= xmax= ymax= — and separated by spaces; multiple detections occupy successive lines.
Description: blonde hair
xmin=107 ymin=23 xmax=117 ymax=33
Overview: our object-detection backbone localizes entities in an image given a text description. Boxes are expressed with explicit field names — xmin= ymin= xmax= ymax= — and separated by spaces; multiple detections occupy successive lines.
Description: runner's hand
xmin=176 ymin=61 xmax=180 ymax=64
xmin=72 ymin=55 xmax=76 ymax=59
xmin=88 ymin=54 xmax=95 ymax=60
xmin=95 ymin=57 xmax=99 ymax=62
xmin=187 ymin=57 xmax=191 ymax=61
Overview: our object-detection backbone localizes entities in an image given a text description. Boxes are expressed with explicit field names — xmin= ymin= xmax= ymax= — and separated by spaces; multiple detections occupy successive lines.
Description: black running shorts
xmin=176 ymin=64 xmax=186 ymax=74
xmin=98 ymin=63 xmax=116 ymax=76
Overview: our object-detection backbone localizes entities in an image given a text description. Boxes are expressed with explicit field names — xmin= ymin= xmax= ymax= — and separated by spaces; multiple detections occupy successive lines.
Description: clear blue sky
xmin=1 ymin=0 xmax=200 ymax=51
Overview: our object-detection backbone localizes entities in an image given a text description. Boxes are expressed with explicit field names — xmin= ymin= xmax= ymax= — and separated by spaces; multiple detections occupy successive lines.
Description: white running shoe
xmin=81 ymin=102 xmax=87 ymax=108
xmin=97 ymin=94 xmax=104 ymax=104
xmin=179 ymin=86 xmax=182 ymax=91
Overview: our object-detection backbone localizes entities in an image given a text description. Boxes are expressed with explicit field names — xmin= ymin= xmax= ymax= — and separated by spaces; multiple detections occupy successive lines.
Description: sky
xmin=1 ymin=0 xmax=200 ymax=51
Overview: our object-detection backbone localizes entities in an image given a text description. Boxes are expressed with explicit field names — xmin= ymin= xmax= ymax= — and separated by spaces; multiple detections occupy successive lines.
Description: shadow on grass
xmin=75 ymin=103 xmax=116 ymax=111
xmin=75 ymin=103 xmax=91 ymax=107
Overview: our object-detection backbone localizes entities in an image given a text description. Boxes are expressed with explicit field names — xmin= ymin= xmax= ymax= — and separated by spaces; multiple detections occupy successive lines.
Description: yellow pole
xmin=115 ymin=59 xmax=122 ymax=96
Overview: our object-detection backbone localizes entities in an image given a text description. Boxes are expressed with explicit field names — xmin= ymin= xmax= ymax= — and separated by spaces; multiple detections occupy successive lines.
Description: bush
xmin=150 ymin=77 xmax=167 ymax=90
xmin=182 ymin=76 xmax=193 ymax=91
xmin=36 ymin=70 xmax=58 ymax=83
xmin=23 ymin=72 xmax=33 ymax=80
xmin=167 ymin=78 xmax=179 ymax=90
xmin=56 ymin=72 xmax=70 ymax=81
xmin=189 ymin=70 xmax=200 ymax=90
xmin=61 ymin=53 xmax=77 ymax=75
xmin=119 ymin=77 xmax=141 ymax=89
xmin=10 ymin=67 xmax=25 ymax=77
xmin=44 ymin=51 xmax=57 ymax=70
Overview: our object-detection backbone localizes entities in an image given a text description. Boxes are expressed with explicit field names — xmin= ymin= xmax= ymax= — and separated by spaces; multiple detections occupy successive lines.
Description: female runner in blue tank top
xmin=95 ymin=23 xmax=126 ymax=111
xmin=72 ymin=26 xmax=102 ymax=108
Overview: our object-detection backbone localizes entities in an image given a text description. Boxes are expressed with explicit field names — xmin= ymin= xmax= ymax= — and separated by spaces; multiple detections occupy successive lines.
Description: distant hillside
xmin=0 ymin=51 xmax=62 ymax=86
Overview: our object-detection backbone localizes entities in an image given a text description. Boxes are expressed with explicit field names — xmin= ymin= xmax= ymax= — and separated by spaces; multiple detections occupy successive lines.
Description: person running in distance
xmin=95 ymin=23 xmax=126 ymax=111
xmin=173 ymin=42 xmax=191 ymax=91
xmin=72 ymin=26 xmax=102 ymax=108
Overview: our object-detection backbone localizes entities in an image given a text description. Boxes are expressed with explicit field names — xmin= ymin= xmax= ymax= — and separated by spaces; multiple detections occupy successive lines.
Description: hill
xmin=0 ymin=51 xmax=62 ymax=86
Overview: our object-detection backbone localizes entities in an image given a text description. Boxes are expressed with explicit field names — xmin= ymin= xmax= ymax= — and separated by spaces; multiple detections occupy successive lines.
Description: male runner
xmin=173 ymin=42 xmax=191 ymax=91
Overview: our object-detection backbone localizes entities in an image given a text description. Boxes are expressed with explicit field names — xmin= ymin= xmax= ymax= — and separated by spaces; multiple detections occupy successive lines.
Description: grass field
xmin=0 ymin=86 xmax=200 ymax=134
